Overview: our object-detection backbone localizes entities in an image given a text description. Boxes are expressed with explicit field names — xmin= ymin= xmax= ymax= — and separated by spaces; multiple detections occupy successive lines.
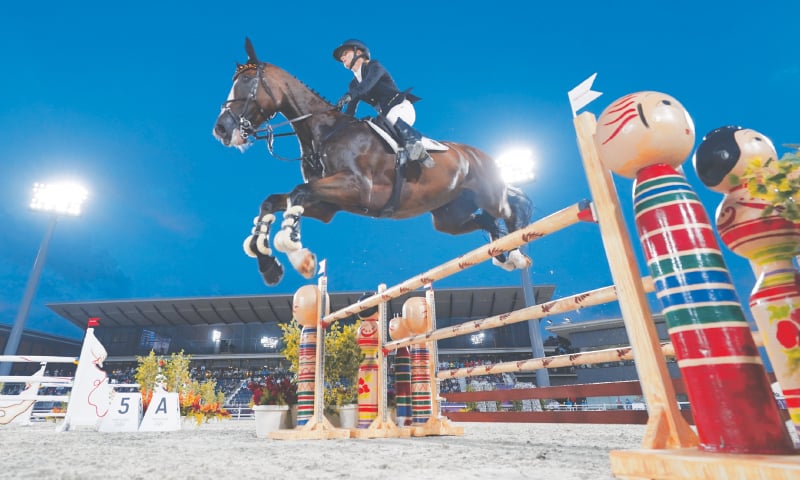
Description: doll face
xmin=389 ymin=317 xmax=410 ymax=340
xmin=595 ymin=91 xmax=695 ymax=178
xmin=358 ymin=319 xmax=377 ymax=339
xmin=292 ymin=285 xmax=319 ymax=327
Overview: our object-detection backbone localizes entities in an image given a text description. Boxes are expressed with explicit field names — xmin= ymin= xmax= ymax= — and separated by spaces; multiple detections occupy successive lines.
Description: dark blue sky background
xmin=1 ymin=2 xmax=797 ymax=340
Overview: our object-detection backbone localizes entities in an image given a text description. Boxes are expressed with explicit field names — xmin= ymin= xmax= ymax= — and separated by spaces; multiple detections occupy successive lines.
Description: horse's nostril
xmin=214 ymin=123 xmax=225 ymax=136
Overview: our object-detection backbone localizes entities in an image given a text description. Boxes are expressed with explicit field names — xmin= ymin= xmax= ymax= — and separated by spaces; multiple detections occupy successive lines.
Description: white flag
xmin=567 ymin=73 xmax=602 ymax=117
xmin=318 ymin=259 xmax=327 ymax=276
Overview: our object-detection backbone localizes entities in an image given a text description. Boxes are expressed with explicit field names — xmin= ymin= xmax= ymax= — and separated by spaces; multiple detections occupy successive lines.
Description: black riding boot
xmin=395 ymin=118 xmax=434 ymax=168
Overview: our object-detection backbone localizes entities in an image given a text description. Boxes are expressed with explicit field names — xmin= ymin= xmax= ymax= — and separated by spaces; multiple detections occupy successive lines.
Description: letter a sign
xmin=138 ymin=390 xmax=181 ymax=431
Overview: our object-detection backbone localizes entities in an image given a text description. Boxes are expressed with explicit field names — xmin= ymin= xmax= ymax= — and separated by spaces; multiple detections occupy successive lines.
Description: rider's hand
xmin=336 ymin=94 xmax=351 ymax=110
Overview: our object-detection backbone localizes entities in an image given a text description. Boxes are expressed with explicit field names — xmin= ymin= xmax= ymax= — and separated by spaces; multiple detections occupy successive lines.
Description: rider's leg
xmin=387 ymin=102 xmax=434 ymax=168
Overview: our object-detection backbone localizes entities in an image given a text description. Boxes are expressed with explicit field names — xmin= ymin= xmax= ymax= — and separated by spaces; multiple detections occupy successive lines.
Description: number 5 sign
xmin=98 ymin=392 xmax=142 ymax=432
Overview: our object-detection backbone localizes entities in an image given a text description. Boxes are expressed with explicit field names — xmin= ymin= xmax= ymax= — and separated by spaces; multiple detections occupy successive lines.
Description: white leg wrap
xmin=274 ymin=229 xmax=301 ymax=252
xmin=244 ymin=214 xmax=275 ymax=257
xmin=256 ymin=234 xmax=272 ymax=256
xmin=285 ymin=205 xmax=304 ymax=216
xmin=243 ymin=235 xmax=257 ymax=258
xmin=273 ymin=206 xmax=305 ymax=253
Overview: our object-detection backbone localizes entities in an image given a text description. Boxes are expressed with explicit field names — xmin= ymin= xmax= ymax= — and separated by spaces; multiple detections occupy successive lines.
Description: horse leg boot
xmin=395 ymin=118 xmax=434 ymax=168
xmin=273 ymin=205 xmax=317 ymax=279
xmin=243 ymin=214 xmax=285 ymax=285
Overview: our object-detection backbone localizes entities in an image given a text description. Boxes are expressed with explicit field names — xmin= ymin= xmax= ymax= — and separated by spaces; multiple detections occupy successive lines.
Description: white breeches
xmin=386 ymin=99 xmax=416 ymax=126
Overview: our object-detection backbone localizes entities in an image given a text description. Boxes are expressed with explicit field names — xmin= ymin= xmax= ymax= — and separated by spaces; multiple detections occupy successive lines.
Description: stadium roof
xmin=48 ymin=284 xmax=556 ymax=330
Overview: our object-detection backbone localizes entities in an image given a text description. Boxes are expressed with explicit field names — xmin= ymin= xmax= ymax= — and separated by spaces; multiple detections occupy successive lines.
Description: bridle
xmin=219 ymin=62 xmax=327 ymax=162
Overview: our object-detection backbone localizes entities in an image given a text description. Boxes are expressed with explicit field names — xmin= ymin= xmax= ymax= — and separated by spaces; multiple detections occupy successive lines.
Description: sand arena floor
xmin=0 ymin=420 xmax=647 ymax=479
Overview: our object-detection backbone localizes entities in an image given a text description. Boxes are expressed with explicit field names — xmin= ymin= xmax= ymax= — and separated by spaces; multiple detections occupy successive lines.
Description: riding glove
xmin=336 ymin=94 xmax=352 ymax=110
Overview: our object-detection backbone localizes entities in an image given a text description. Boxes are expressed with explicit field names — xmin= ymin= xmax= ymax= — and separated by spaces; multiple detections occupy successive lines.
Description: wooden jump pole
xmin=436 ymin=331 xmax=765 ymax=379
xmin=320 ymin=202 xmax=588 ymax=328
xmin=384 ymin=279 xmax=654 ymax=352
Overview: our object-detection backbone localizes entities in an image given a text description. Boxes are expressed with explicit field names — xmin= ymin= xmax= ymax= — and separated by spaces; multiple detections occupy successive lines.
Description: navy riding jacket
xmin=344 ymin=60 xmax=419 ymax=116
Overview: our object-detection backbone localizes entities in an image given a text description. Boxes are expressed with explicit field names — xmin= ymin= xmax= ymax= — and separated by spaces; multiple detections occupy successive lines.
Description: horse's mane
xmin=267 ymin=63 xmax=334 ymax=107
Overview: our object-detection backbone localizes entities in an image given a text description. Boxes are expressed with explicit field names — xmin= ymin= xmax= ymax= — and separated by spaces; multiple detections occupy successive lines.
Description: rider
xmin=332 ymin=39 xmax=434 ymax=168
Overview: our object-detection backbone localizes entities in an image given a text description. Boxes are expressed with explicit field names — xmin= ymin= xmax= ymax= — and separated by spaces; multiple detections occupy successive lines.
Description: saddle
xmin=365 ymin=118 xmax=449 ymax=217
xmin=365 ymin=118 xmax=449 ymax=156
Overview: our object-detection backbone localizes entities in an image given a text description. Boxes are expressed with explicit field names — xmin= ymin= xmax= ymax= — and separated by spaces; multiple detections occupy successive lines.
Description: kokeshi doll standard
xmin=596 ymin=92 xmax=794 ymax=454
xmin=404 ymin=297 xmax=432 ymax=425
xmin=389 ymin=315 xmax=412 ymax=426
xmin=356 ymin=297 xmax=380 ymax=428
xmin=695 ymin=126 xmax=800 ymax=439
xmin=293 ymin=285 xmax=319 ymax=427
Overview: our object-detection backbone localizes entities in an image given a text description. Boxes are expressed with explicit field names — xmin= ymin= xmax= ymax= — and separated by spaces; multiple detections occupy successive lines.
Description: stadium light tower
xmin=0 ymin=182 xmax=88 ymax=376
xmin=496 ymin=148 xmax=549 ymax=387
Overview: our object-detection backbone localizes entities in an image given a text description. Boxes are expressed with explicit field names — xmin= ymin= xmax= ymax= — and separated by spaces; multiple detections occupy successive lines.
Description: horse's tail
xmin=505 ymin=185 xmax=533 ymax=231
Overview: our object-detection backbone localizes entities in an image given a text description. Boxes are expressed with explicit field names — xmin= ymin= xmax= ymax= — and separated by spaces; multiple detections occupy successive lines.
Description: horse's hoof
xmin=274 ymin=229 xmax=301 ymax=253
xmin=508 ymin=249 xmax=532 ymax=269
xmin=491 ymin=256 xmax=516 ymax=272
xmin=258 ymin=255 xmax=284 ymax=285
xmin=287 ymin=248 xmax=317 ymax=279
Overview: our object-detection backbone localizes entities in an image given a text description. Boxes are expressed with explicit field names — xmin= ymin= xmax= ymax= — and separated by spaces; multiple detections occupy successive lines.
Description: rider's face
xmin=339 ymin=50 xmax=354 ymax=69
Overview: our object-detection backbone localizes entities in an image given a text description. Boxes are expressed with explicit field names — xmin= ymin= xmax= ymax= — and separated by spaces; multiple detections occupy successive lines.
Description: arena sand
xmin=0 ymin=420 xmax=647 ymax=479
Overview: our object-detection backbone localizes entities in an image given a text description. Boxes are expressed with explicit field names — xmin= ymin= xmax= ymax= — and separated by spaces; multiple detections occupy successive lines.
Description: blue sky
xmin=1 ymin=2 xmax=798 ymax=340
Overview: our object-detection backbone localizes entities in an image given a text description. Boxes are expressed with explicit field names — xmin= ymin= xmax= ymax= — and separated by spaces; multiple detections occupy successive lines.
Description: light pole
xmin=496 ymin=148 xmax=549 ymax=387
xmin=0 ymin=182 xmax=88 ymax=376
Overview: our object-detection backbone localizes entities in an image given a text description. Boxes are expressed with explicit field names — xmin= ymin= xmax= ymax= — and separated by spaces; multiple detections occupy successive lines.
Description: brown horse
xmin=213 ymin=39 xmax=532 ymax=286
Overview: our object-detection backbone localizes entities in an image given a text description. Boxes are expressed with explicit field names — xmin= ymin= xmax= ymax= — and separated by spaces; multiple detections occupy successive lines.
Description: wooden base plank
xmin=268 ymin=416 xmax=350 ymax=440
xmin=349 ymin=418 xmax=412 ymax=439
xmin=411 ymin=417 xmax=464 ymax=437
xmin=610 ymin=448 xmax=800 ymax=480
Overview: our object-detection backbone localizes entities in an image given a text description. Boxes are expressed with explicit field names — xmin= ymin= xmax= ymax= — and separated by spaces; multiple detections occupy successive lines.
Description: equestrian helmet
xmin=333 ymin=39 xmax=370 ymax=61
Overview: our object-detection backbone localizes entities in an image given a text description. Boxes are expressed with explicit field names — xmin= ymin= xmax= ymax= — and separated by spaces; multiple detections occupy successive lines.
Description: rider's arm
xmin=347 ymin=61 xmax=388 ymax=100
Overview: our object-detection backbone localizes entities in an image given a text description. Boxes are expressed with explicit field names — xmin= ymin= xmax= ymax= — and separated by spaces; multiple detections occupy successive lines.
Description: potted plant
xmin=248 ymin=375 xmax=297 ymax=437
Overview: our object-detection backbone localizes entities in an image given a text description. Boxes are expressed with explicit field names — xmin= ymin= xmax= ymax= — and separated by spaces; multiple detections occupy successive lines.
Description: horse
xmin=213 ymin=39 xmax=533 ymax=286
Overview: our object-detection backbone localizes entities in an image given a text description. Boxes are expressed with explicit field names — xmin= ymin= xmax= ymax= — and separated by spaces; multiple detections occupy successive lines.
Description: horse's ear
xmin=244 ymin=37 xmax=259 ymax=64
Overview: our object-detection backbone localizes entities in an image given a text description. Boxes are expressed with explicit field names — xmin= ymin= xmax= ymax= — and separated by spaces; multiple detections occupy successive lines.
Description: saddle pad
xmin=366 ymin=120 xmax=449 ymax=152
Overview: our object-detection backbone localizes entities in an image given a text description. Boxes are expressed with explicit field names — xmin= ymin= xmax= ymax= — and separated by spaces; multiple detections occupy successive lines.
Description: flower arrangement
xmin=279 ymin=318 xmax=363 ymax=409
xmin=732 ymin=145 xmax=800 ymax=223
xmin=180 ymin=379 xmax=231 ymax=425
xmin=135 ymin=350 xmax=230 ymax=425
xmin=248 ymin=375 xmax=297 ymax=406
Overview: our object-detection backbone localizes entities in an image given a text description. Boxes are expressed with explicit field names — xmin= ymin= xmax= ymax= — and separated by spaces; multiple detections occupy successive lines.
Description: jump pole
xmin=437 ymin=331 xmax=765 ymax=379
xmin=384 ymin=279 xmax=654 ymax=352
xmin=320 ymin=201 xmax=590 ymax=328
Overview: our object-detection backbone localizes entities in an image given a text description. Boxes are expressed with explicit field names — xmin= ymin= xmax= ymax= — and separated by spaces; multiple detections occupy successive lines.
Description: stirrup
xmin=407 ymin=141 xmax=425 ymax=161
